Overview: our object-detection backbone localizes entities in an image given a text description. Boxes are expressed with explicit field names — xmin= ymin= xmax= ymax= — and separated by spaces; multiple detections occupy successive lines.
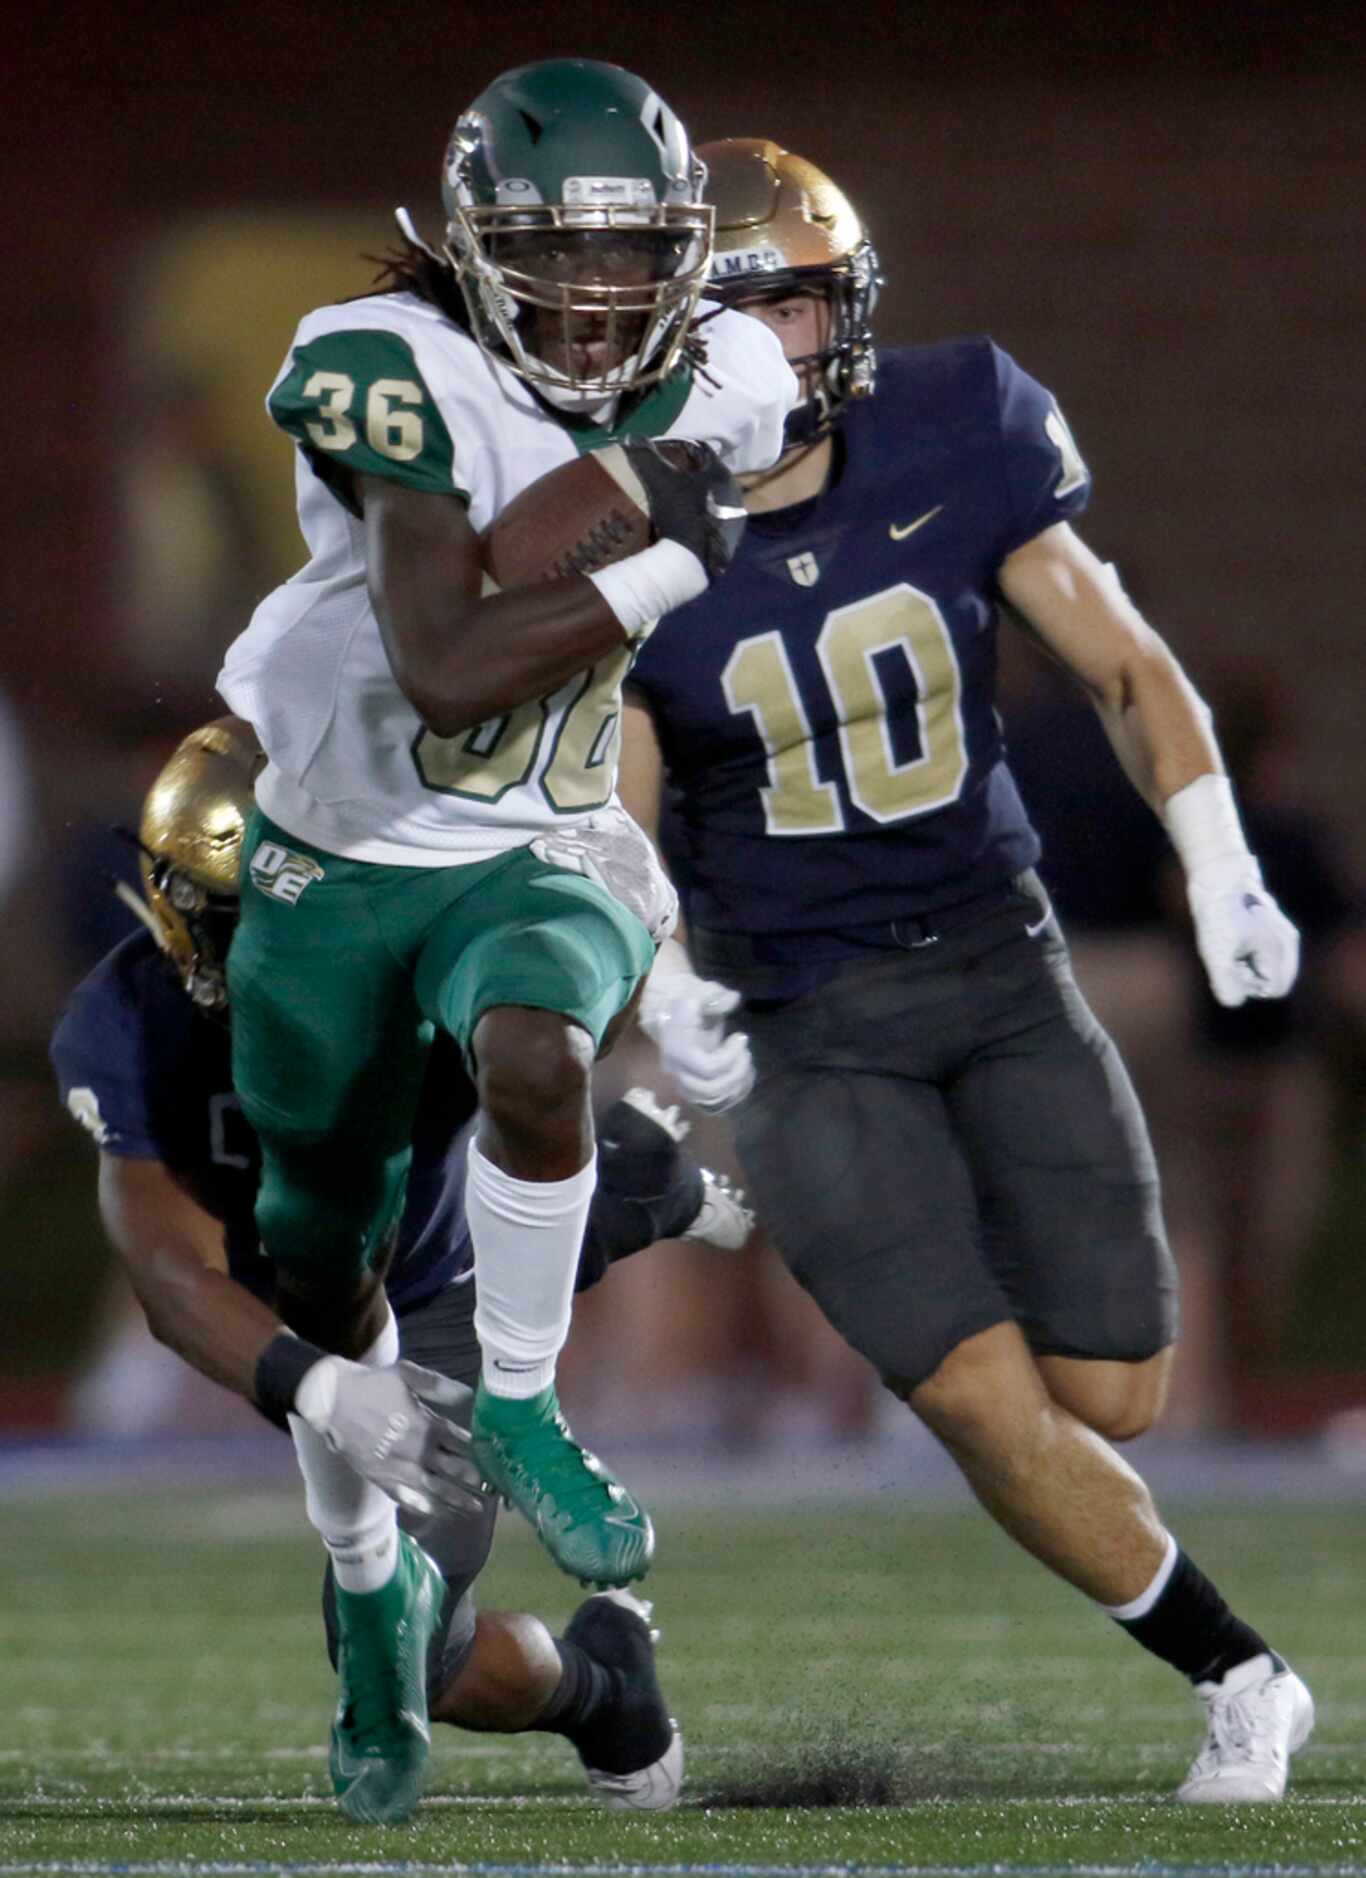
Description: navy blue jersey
xmin=629 ymin=339 xmax=1090 ymax=978
xmin=51 ymin=932 xmax=474 ymax=1314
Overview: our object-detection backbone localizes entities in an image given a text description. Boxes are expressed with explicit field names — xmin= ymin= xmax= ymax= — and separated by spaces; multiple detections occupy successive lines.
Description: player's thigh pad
xmin=229 ymin=812 xmax=430 ymax=1276
xmin=735 ymin=993 xmax=1012 ymax=1390
xmin=950 ymin=894 xmax=1178 ymax=1363
xmin=322 ymin=1280 xmax=491 ymax=1703
xmin=413 ymin=848 xmax=654 ymax=1058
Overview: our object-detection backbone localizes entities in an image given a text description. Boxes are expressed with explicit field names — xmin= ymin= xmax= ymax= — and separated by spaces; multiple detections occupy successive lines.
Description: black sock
xmin=531 ymin=1629 xmax=671 ymax=1774
xmin=531 ymin=1638 xmax=616 ymax=1738
xmin=1114 ymin=1548 xmax=1272 ymax=1685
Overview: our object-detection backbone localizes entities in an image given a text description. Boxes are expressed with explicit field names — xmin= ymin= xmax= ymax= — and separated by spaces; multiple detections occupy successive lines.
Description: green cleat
xmin=329 ymin=1531 xmax=443 ymax=1826
xmin=471 ymin=1382 xmax=654 ymax=1587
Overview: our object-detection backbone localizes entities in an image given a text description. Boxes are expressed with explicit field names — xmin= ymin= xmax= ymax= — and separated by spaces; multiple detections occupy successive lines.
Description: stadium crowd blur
xmin=4 ymin=2 xmax=1364 ymax=1450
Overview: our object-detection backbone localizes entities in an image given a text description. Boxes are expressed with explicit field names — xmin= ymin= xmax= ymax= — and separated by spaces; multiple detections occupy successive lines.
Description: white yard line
xmin=3 ymin=1858 xmax=1366 ymax=1878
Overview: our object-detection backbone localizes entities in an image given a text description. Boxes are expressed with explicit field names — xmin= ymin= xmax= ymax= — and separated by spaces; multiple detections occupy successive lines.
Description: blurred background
xmin=4 ymin=0 xmax=1364 ymax=1460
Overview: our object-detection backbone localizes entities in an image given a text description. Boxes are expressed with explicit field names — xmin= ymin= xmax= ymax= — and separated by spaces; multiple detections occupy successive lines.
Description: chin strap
xmin=112 ymin=878 xmax=168 ymax=950
xmin=783 ymin=386 xmax=835 ymax=449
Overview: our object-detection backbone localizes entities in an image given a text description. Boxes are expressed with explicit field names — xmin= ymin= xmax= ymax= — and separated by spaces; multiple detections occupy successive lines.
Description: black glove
xmin=621 ymin=439 xmax=748 ymax=581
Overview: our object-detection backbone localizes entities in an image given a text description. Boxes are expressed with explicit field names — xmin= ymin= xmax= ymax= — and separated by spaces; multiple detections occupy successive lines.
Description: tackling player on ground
xmin=52 ymin=718 xmax=756 ymax=1819
xmin=620 ymin=140 xmax=1312 ymax=1803
xmin=212 ymin=62 xmax=795 ymax=1820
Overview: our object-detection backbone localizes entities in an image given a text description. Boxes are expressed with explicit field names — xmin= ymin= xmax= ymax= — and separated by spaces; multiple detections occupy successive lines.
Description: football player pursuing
xmin=52 ymin=717 xmax=755 ymax=1817
xmin=619 ymin=141 xmax=1312 ymax=1802
xmin=212 ymin=63 xmax=795 ymax=1818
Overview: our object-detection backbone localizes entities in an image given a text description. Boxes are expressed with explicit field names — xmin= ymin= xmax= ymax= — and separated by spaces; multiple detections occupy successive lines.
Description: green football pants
xmin=227 ymin=812 xmax=654 ymax=1284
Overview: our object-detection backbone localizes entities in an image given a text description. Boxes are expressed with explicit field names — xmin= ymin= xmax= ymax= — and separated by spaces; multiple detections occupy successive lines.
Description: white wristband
xmin=1163 ymin=773 xmax=1252 ymax=879
xmin=587 ymin=538 xmax=708 ymax=643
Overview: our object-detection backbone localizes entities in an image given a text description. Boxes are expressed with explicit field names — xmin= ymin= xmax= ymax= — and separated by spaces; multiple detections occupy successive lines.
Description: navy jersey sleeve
xmin=992 ymin=343 xmax=1091 ymax=558
xmin=50 ymin=946 xmax=162 ymax=1159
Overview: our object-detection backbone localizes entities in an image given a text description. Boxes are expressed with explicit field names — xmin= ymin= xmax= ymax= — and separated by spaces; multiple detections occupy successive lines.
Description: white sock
xmin=1102 ymin=1530 xmax=1179 ymax=1620
xmin=467 ymin=1140 xmax=597 ymax=1399
xmin=288 ymin=1303 xmax=401 ymax=1594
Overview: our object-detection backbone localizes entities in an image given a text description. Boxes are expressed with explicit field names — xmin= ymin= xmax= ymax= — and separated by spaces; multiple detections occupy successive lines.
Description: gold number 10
xmin=720 ymin=583 xmax=968 ymax=835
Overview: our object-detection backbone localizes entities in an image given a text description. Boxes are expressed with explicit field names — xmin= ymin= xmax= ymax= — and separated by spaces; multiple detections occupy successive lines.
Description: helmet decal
xmin=711 ymin=244 xmax=787 ymax=284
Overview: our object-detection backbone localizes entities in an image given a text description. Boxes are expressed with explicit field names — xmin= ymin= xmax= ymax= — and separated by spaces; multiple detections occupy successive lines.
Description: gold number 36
xmin=302 ymin=371 xmax=425 ymax=463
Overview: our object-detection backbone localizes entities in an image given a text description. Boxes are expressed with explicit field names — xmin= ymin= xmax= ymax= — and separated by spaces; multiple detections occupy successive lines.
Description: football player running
xmin=619 ymin=141 xmax=1311 ymax=1803
xmin=53 ymin=718 xmax=755 ymax=1823
xmin=213 ymin=63 xmax=794 ymax=1820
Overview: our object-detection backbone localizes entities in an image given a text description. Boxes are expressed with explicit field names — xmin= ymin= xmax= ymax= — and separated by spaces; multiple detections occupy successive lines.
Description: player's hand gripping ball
xmin=482 ymin=439 xmax=747 ymax=587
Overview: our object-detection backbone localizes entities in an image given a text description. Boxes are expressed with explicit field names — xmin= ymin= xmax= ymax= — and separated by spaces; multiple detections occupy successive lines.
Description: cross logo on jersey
xmin=786 ymin=552 xmax=820 ymax=587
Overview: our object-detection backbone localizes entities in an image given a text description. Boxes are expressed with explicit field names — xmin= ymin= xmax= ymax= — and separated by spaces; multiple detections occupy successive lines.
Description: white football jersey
xmin=218 ymin=291 xmax=797 ymax=864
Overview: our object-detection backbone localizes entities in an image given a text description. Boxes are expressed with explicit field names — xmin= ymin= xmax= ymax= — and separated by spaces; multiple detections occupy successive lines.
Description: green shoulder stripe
xmin=558 ymin=362 xmax=695 ymax=455
xmin=269 ymin=327 xmax=466 ymax=502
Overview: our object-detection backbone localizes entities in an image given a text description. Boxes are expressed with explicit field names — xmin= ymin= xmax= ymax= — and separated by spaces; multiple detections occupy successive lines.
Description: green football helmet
xmin=441 ymin=59 xmax=713 ymax=401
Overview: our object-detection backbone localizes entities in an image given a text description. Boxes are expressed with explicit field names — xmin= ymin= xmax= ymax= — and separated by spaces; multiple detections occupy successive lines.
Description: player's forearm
xmin=125 ymin=1252 xmax=282 ymax=1400
xmin=362 ymin=468 xmax=631 ymax=734
xmin=392 ymin=579 xmax=629 ymax=737
xmin=618 ymin=695 xmax=667 ymax=842
xmin=98 ymin=1158 xmax=281 ymax=1402
xmin=1092 ymin=640 xmax=1223 ymax=817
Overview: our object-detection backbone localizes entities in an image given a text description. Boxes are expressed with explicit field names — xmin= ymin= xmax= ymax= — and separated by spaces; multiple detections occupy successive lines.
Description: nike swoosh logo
xmin=1025 ymin=897 xmax=1053 ymax=939
xmin=889 ymin=505 xmax=944 ymax=542
xmin=492 ymin=1359 xmax=541 ymax=1373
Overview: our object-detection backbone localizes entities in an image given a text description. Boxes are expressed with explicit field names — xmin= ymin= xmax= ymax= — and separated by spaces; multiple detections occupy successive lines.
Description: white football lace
xmin=620 ymin=1087 xmax=689 ymax=1142
xmin=686 ymin=1173 xmax=754 ymax=1249
xmin=590 ymin=1767 xmax=654 ymax=1792
xmin=1196 ymin=1687 xmax=1277 ymax=1772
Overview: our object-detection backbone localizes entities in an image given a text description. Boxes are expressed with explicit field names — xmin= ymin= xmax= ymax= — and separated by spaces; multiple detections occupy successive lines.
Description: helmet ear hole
xmin=165 ymin=869 xmax=207 ymax=915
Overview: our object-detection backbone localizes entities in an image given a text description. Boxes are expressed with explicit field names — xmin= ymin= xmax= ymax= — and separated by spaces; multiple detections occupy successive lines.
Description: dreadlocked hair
xmin=357 ymin=236 xmax=714 ymax=388
xmin=361 ymin=240 xmax=470 ymax=328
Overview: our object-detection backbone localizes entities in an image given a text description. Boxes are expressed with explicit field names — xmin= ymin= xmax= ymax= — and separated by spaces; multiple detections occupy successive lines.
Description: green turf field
xmin=0 ymin=1485 xmax=1362 ymax=1873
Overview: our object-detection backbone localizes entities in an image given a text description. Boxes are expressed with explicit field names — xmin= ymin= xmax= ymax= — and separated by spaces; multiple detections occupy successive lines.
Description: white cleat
xmin=565 ymin=1587 xmax=684 ymax=1813
xmin=683 ymin=1169 xmax=755 ymax=1251
xmin=1177 ymin=1652 xmax=1315 ymax=1803
xmin=584 ymin=1721 xmax=684 ymax=1812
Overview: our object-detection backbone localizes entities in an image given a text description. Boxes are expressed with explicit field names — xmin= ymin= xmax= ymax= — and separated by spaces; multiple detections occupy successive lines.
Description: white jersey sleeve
xmin=672 ymin=303 xmax=798 ymax=474
xmin=218 ymin=291 xmax=797 ymax=867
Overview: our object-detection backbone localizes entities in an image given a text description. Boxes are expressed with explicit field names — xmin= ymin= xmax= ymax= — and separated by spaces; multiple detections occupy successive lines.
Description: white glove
xmin=1186 ymin=853 xmax=1301 ymax=1008
xmin=1164 ymin=774 xmax=1300 ymax=1009
xmin=638 ymin=938 xmax=755 ymax=1112
xmin=295 ymin=1357 xmax=486 ymax=1518
xmin=531 ymin=805 xmax=679 ymax=945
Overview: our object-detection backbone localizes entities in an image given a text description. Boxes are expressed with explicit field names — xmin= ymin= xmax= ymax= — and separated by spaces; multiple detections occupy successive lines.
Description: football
xmin=481 ymin=445 xmax=655 ymax=587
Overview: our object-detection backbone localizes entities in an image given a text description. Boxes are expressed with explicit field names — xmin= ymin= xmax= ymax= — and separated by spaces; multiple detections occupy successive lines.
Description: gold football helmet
xmin=699 ymin=138 xmax=881 ymax=440
xmin=121 ymin=716 xmax=262 ymax=1012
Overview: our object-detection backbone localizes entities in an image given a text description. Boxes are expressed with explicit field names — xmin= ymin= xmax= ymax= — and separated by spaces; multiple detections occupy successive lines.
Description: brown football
xmin=481 ymin=445 xmax=655 ymax=588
